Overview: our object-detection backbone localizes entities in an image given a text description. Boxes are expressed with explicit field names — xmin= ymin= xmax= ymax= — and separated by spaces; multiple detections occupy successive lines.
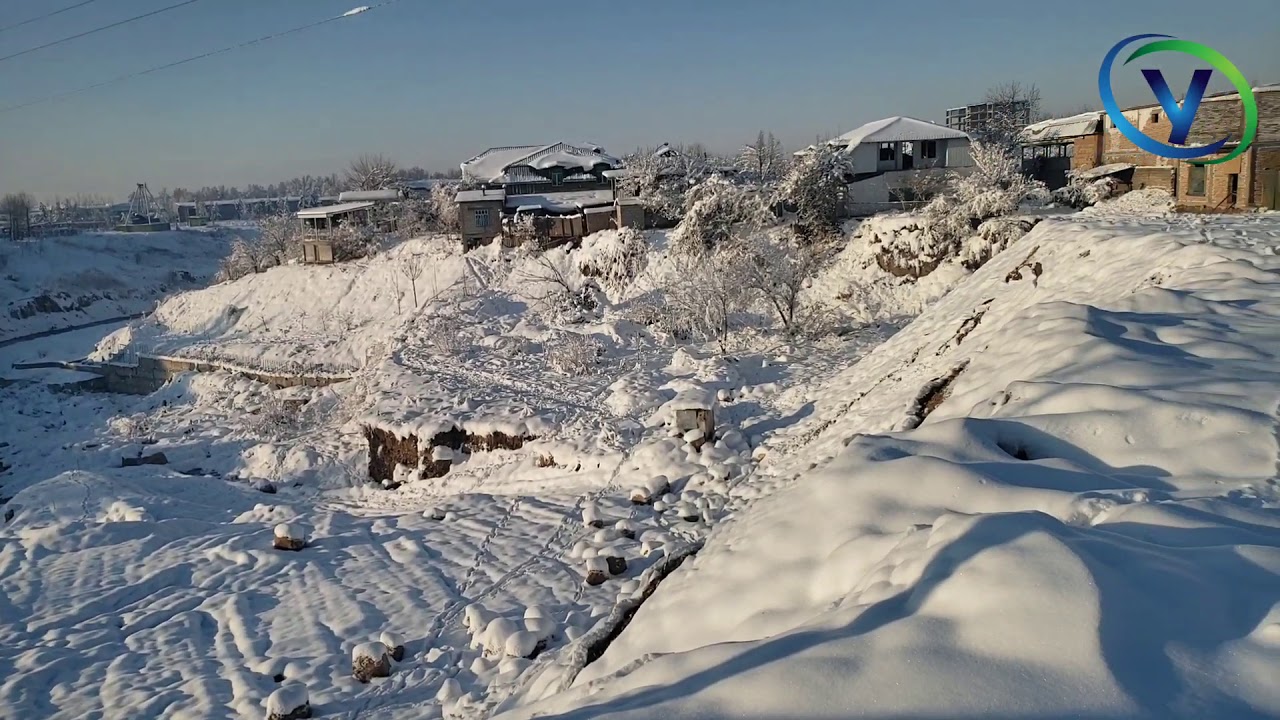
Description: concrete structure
xmin=1023 ymin=84 xmax=1280 ymax=210
xmin=822 ymin=116 xmax=973 ymax=216
xmin=946 ymin=100 xmax=1032 ymax=136
xmin=296 ymin=201 xmax=375 ymax=263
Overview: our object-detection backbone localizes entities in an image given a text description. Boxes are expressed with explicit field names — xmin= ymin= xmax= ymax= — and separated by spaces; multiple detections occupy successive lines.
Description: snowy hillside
xmin=2 ymin=205 xmax=1278 ymax=720
xmin=0 ymin=230 xmax=234 ymax=341
xmin=507 ymin=211 xmax=1280 ymax=719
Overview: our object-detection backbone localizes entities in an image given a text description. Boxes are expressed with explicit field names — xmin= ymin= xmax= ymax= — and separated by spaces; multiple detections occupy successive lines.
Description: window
xmin=1151 ymin=110 xmax=1160 ymax=124
xmin=921 ymin=140 xmax=937 ymax=159
xmin=1066 ymin=143 xmax=1075 ymax=157
xmin=550 ymin=169 xmax=564 ymax=186
xmin=474 ymin=208 xmax=491 ymax=228
xmin=878 ymin=142 xmax=896 ymax=162
xmin=1187 ymin=165 xmax=1206 ymax=196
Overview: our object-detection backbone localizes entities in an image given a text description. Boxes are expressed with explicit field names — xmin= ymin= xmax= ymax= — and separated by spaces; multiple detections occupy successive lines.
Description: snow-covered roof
xmin=338 ymin=189 xmax=400 ymax=203
xmin=295 ymin=201 xmax=374 ymax=218
xmin=829 ymin=117 xmax=969 ymax=152
xmin=456 ymin=188 xmax=504 ymax=203
xmin=1072 ymin=163 xmax=1135 ymax=180
xmin=1022 ymin=112 xmax=1104 ymax=143
xmin=504 ymin=190 xmax=615 ymax=213
xmin=461 ymin=142 xmax=621 ymax=184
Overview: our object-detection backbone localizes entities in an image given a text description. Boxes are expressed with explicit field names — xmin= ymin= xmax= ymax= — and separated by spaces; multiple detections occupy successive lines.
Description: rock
xmin=121 ymin=452 xmax=168 ymax=467
xmin=266 ymin=682 xmax=311 ymax=720
xmin=351 ymin=642 xmax=391 ymax=683
xmin=605 ymin=554 xmax=628 ymax=576
xmin=254 ymin=479 xmax=277 ymax=495
xmin=379 ymin=631 xmax=405 ymax=662
xmin=504 ymin=630 xmax=540 ymax=659
xmin=585 ymin=557 xmax=608 ymax=586
xmin=582 ymin=504 xmax=604 ymax=529
xmin=436 ymin=677 xmax=463 ymax=703
xmin=614 ymin=519 xmax=638 ymax=540
xmin=676 ymin=502 xmax=700 ymax=522
xmin=272 ymin=523 xmax=306 ymax=551
xmin=628 ymin=486 xmax=651 ymax=504
xmin=424 ymin=506 xmax=446 ymax=520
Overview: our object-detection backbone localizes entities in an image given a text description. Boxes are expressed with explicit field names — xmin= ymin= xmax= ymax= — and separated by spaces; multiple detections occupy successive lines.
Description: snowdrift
xmin=504 ymin=212 xmax=1280 ymax=718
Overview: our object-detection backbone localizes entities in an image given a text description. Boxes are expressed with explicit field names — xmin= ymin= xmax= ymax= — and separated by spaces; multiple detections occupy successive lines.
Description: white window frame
xmin=474 ymin=208 xmax=491 ymax=228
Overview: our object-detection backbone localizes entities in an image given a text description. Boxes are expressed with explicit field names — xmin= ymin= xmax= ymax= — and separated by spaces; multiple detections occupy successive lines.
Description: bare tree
xmin=1 ymin=192 xmax=35 ymax=240
xmin=346 ymin=153 xmax=399 ymax=191
xmin=737 ymin=234 xmax=829 ymax=334
xmin=401 ymin=253 xmax=424 ymax=308
xmin=981 ymin=81 xmax=1043 ymax=148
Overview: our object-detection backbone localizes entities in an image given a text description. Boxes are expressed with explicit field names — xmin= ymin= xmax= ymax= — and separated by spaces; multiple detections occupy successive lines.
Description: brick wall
xmin=1251 ymin=145 xmax=1280 ymax=208
xmin=1132 ymin=167 xmax=1174 ymax=191
xmin=1072 ymin=135 xmax=1102 ymax=170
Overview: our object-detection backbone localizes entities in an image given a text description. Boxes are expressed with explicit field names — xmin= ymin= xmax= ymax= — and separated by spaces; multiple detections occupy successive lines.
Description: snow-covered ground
xmin=2 ymin=202 xmax=1278 ymax=719
xmin=0 ymin=230 xmax=234 ymax=341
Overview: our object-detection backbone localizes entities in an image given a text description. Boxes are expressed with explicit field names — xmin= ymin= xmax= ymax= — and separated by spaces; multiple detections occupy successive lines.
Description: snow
xmin=1074 ymin=162 xmax=1136 ymax=180
xmin=352 ymin=641 xmax=389 ymax=662
xmin=504 ymin=190 xmax=615 ymax=213
xmin=0 ymin=230 xmax=232 ymax=341
xmin=462 ymin=143 xmax=620 ymax=185
xmin=1021 ymin=110 xmax=1104 ymax=142
xmin=266 ymin=682 xmax=309 ymax=715
xmin=343 ymin=5 xmax=370 ymax=16
xmin=505 ymin=211 xmax=1280 ymax=719
xmin=4 ymin=205 xmax=1280 ymax=719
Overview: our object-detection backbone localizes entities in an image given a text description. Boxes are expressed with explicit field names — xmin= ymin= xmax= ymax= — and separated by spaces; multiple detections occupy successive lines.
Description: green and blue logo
xmin=1098 ymin=34 xmax=1257 ymax=165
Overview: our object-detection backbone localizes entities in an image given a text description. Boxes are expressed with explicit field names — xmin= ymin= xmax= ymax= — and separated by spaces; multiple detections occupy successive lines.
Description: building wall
xmin=459 ymin=199 xmax=504 ymax=244
xmin=1251 ymin=145 xmax=1280 ymax=208
xmin=1131 ymin=167 xmax=1175 ymax=192
xmin=1072 ymin=135 xmax=1103 ymax=171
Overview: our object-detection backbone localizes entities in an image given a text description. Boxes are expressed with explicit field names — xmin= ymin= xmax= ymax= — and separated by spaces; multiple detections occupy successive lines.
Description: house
xmin=1020 ymin=111 xmax=1106 ymax=189
xmin=295 ymin=201 xmax=374 ymax=264
xmin=174 ymin=196 xmax=336 ymax=224
xmin=823 ymin=116 xmax=973 ymax=216
xmin=455 ymin=141 xmax=642 ymax=248
xmin=1022 ymin=83 xmax=1279 ymax=210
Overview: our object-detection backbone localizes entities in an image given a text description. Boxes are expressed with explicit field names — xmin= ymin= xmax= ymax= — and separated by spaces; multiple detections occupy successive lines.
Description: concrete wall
xmin=74 ymin=355 xmax=348 ymax=395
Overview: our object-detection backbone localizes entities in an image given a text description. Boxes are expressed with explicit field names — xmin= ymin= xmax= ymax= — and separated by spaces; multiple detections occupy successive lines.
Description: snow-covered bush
xmin=1052 ymin=173 xmax=1124 ymax=209
xmin=331 ymin=222 xmax=381 ymax=261
xmin=420 ymin=313 xmax=469 ymax=355
xmin=547 ymin=333 xmax=602 ymax=376
xmin=428 ymin=182 xmax=461 ymax=235
xmin=659 ymin=246 xmax=755 ymax=349
xmin=674 ymin=175 xmax=772 ymax=253
xmin=257 ymin=211 xmax=301 ymax=265
xmin=963 ymin=216 xmax=1041 ymax=269
xmin=737 ymin=233 xmax=832 ymax=335
xmin=921 ymin=141 xmax=1047 ymax=251
xmin=778 ymin=145 xmax=849 ymax=235
xmin=109 ymin=412 xmax=153 ymax=443
xmin=218 ymin=236 xmax=270 ymax=282
xmin=577 ymin=228 xmax=648 ymax=295
xmin=617 ymin=147 xmax=699 ymax=225
xmin=251 ymin=392 xmax=297 ymax=440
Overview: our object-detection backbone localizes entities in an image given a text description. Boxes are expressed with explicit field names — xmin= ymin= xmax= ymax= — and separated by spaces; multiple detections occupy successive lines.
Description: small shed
xmin=616 ymin=198 xmax=645 ymax=229
xmin=672 ymin=388 xmax=716 ymax=448
xmin=296 ymin=201 xmax=375 ymax=264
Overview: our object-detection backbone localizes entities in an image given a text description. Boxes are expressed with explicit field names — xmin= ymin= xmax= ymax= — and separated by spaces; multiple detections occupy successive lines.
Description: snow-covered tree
xmin=921 ymin=140 xmax=1048 ymax=249
xmin=617 ymin=148 xmax=688 ymax=225
xmin=662 ymin=245 xmax=754 ymax=350
xmin=979 ymin=81 xmax=1043 ymax=150
xmin=576 ymin=228 xmax=648 ymax=295
xmin=736 ymin=131 xmax=788 ymax=184
xmin=218 ymin=236 xmax=271 ymax=281
xmin=428 ymin=182 xmax=461 ymax=235
xmin=778 ymin=144 xmax=848 ymax=235
xmin=675 ymin=175 xmax=772 ymax=253
xmin=345 ymin=153 xmax=399 ymax=191
xmin=737 ymin=234 xmax=831 ymax=334
xmin=257 ymin=210 xmax=300 ymax=265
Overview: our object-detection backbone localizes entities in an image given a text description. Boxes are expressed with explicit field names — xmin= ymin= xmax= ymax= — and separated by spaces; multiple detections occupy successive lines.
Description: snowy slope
xmin=0 ymin=231 xmax=233 ymax=341
xmin=503 ymin=212 xmax=1280 ymax=719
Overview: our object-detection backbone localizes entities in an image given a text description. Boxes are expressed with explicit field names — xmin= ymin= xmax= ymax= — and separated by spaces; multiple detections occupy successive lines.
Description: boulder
xmin=585 ymin=557 xmax=608 ymax=586
xmin=266 ymin=682 xmax=311 ymax=720
xmin=272 ymin=523 xmax=306 ymax=551
xmin=121 ymin=452 xmax=168 ymax=467
xmin=351 ymin=642 xmax=391 ymax=683
xmin=380 ymin=631 xmax=405 ymax=662
xmin=605 ymin=554 xmax=628 ymax=576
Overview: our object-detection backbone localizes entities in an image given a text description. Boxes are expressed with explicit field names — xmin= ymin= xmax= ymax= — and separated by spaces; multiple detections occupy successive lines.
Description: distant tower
xmin=117 ymin=183 xmax=172 ymax=232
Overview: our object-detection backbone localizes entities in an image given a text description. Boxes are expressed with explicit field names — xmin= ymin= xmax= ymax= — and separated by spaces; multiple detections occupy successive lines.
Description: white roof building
xmin=296 ymin=201 xmax=375 ymax=219
xmin=1021 ymin=111 xmax=1104 ymax=144
xmin=827 ymin=116 xmax=970 ymax=153
xmin=460 ymin=142 xmax=621 ymax=185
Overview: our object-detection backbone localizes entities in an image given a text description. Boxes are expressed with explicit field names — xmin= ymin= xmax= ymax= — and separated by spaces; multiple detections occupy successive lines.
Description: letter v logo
xmin=1139 ymin=68 xmax=1213 ymax=145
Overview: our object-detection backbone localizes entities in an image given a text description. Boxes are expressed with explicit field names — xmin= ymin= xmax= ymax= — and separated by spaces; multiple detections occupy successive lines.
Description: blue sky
xmin=0 ymin=0 xmax=1276 ymax=199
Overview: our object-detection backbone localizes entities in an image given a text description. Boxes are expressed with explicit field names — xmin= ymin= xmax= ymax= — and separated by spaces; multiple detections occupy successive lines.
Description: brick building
xmin=1022 ymin=84 xmax=1279 ymax=210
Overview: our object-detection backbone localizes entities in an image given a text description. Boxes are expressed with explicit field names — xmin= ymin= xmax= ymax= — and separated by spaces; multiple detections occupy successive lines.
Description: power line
xmin=0 ymin=0 xmax=203 ymax=65
xmin=0 ymin=0 xmax=103 ymax=34
xmin=0 ymin=1 xmax=405 ymax=115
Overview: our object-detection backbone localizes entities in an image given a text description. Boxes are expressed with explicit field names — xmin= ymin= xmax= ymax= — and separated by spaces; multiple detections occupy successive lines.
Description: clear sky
xmin=0 ymin=0 xmax=1276 ymax=199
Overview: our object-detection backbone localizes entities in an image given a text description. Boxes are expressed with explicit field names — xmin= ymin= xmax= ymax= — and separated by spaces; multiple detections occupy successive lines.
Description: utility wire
xmin=0 ymin=1 xmax=402 ymax=115
xmin=0 ymin=0 xmax=202 ymax=64
xmin=0 ymin=0 xmax=103 ymax=34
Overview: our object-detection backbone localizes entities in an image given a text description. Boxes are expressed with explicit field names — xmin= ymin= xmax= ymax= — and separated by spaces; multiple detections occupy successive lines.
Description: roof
xmin=829 ymin=117 xmax=969 ymax=151
xmin=295 ymin=201 xmax=374 ymax=218
xmin=1073 ymin=163 xmax=1135 ymax=180
xmin=461 ymin=142 xmax=621 ymax=184
xmin=1021 ymin=111 xmax=1104 ymax=143
xmin=338 ymin=189 xmax=400 ymax=203
xmin=456 ymin=188 xmax=505 ymax=203
xmin=1122 ymin=82 xmax=1278 ymax=111
xmin=505 ymin=189 xmax=615 ymax=213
